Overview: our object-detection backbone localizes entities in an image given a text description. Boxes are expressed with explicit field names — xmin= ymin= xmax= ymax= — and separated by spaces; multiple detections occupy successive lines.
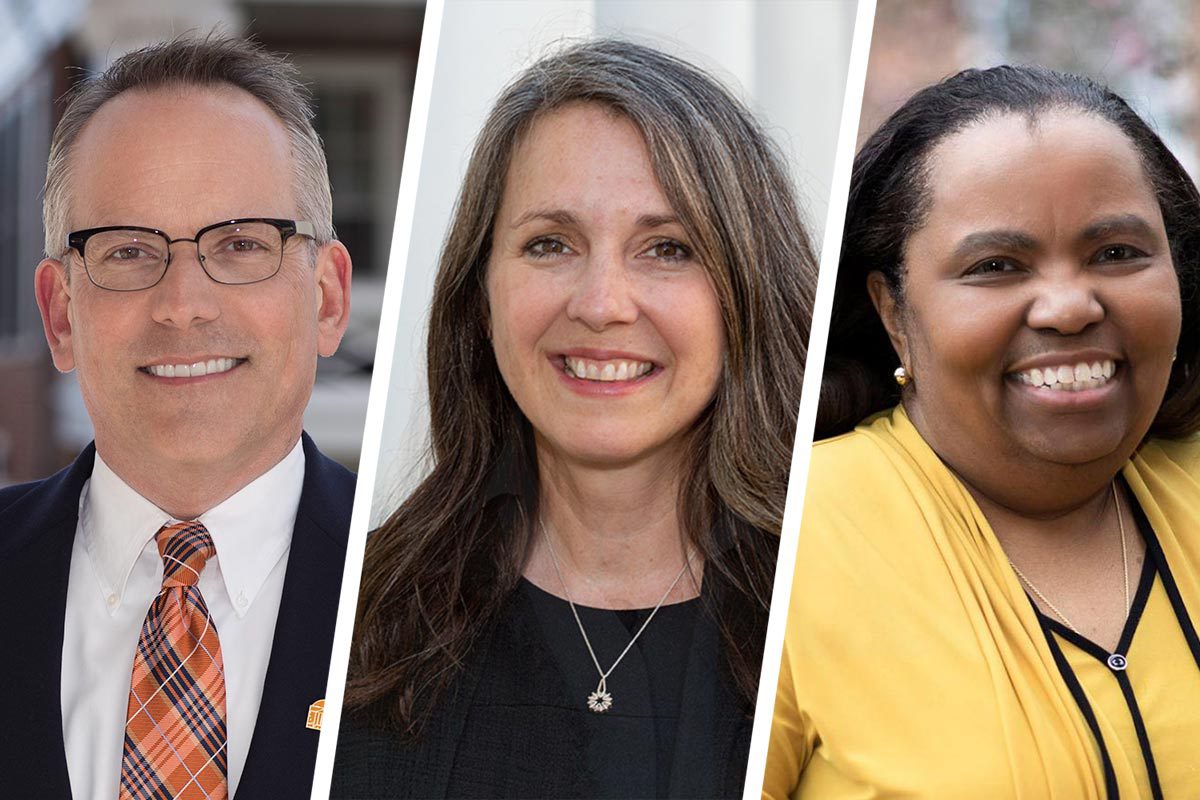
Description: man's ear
xmin=314 ymin=241 xmax=352 ymax=357
xmin=866 ymin=271 xmax=909 ymax=371
xmin=35 ymin=259 xmax=76 ymax=372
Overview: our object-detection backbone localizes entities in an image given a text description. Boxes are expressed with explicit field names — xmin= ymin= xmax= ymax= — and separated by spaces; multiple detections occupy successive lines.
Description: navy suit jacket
xmin=0 ymin=433 xmax=354 ymax=798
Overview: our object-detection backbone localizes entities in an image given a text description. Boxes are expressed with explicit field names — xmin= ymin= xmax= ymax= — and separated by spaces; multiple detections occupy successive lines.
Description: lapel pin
xmin=306 ymin=699 xmax=325 ymax=731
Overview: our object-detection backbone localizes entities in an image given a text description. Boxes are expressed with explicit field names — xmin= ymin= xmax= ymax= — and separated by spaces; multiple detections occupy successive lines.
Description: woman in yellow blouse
xmin=765 ymin=66 xmax=1200 ymax=798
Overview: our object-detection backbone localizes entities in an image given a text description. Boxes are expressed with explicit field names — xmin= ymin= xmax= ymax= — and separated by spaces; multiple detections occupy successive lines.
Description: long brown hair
xmin=347 ymin=38 xmax=816 ymax=734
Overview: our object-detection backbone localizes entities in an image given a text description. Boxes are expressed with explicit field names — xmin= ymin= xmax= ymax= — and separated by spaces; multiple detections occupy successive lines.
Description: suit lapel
xmin=668 ymin=582 xmax=754 ymax=799
xmin=0 ymin=446 xmax=96 ymax=798
xmin=235 ymin=434 xmax=353 ymax=798
xmin=667 ymin=607 xmax=726 ymax=798
xmin=0 ymin=437 xmax=352 ymax=799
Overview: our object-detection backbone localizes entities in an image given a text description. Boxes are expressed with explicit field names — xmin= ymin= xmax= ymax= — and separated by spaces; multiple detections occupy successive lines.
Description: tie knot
xmin=155 ymin=521 xmax=216 ymax=588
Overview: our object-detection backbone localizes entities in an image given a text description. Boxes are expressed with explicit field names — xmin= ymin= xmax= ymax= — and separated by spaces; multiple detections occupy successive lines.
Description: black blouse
xmin=331 ymin=579 xmax=752 ymax=799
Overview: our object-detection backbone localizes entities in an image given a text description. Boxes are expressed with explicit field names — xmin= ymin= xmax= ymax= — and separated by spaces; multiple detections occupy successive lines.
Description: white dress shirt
xmin=61 ymin=440 xmax=305 ymax=798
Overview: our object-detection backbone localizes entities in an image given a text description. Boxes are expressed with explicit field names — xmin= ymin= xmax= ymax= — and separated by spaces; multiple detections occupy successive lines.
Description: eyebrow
xmin=510 ymin=209 xmax=578 ymax=228
xmin=1078 ymin=213 xmax=1158 ymax=244
xmin=635 ymin=213 xmax=681 ymax=229
xmin=507 ymin=208 xmax=681 ymax=230
xmin=951 ymin=229 xmax=1039 ymax=260
xmin=948 ymin=214 xmax=1160 ymax=261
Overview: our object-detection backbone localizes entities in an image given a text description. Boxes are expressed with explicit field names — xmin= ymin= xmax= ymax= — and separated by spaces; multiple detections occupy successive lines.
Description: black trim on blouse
xmin=1038 ymin=626 xmax=1120 ymax=797
xmin=1025 ymin=485 xmax=1200 ymax=800
xmin=1042 ymin=554 xmax=1159 ymax=800
xmin=1140 ymin=507 xmax=1200 ymax=674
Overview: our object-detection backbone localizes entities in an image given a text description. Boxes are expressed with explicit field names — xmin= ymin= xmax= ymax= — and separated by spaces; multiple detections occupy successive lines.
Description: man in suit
xmin=0 ymin=36 xmax=354 ymax=798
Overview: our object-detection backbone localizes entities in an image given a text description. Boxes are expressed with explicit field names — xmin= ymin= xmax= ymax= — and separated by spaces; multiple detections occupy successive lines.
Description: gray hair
xmin=433 ymin=37 xmax=814 ymax=536
xmin=43 ymin=34 xmax=333 ymax=258
xmin=347 ymin=38 xmax=817 ymax=730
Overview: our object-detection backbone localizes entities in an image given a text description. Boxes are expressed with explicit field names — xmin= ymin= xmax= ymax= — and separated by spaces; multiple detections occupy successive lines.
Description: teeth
xmin=1015 ymin=359 xmax=1115 ymax=391
xmin=564 ymin=356 xmax=654 ymax=382
xmin=146 ymin=357 xmax=238 ymax=378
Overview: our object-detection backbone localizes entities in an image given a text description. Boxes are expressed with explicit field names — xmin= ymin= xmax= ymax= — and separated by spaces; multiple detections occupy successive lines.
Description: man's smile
xmin=139 ymin=356 xmax=246 ymax=378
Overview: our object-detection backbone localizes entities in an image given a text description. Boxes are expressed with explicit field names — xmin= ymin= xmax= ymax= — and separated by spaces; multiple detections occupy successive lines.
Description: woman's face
xmin=487 ymin=103 xmax=725 ymax=468
xmin=875 ymin=110 xmax=1180 ymax=492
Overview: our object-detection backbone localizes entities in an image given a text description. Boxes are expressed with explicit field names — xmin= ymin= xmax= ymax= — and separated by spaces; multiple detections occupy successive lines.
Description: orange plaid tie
xmin=120 ymin=521 xmax=228 ymax=800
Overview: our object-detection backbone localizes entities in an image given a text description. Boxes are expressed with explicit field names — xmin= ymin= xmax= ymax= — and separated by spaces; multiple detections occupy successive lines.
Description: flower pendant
xmin=588 ymin=676 xmax=613 ymax=713
xmin=587 ymin=689 xmax=613 ymax=713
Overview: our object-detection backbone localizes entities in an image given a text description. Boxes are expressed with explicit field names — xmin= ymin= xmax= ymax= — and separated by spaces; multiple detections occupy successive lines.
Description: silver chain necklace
xmin=1008 ymin=481 xmax=1131 ymax=635
xmin=539 ymin=517 xmax=694 ymax=713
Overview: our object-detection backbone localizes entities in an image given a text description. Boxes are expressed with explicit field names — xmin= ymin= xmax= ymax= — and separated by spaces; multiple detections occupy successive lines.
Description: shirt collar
xmin=80 ymin=439 xmax=305 ymax=618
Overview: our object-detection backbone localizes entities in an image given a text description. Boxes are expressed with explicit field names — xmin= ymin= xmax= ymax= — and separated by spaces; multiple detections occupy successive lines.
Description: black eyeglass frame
xmin=65 ymin=217 xmax=317 ymax=291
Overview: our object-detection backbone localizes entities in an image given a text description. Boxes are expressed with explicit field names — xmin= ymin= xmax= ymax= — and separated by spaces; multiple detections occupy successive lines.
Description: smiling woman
xmin=764 ymin=66 xmax=1200 ymax=799
xmin=873 ymin=110 xmax=1181 ymax=509
xmin=487 ymin=104 xmax=726 ymax=473
xmin=332 ymin=39 xmax=816 ymax=799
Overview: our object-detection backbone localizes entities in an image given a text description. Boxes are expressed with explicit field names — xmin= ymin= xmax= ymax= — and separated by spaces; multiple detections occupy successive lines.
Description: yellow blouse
xmin=763 ymin=407 xmax=1200 ymax=799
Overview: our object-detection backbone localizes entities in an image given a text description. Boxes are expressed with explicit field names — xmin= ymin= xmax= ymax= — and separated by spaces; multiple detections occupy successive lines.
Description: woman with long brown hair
xmin=332 ymin=39 xmax=815 ymax=799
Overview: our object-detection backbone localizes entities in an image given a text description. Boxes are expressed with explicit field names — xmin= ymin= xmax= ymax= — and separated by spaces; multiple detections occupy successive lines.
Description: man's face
xmin=35 ymin=86 xmax=350 ymax=493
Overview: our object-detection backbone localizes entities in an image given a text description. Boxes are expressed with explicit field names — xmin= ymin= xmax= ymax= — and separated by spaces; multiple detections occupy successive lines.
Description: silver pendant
xmin=587 ymin=677 xmax=613 ymax=713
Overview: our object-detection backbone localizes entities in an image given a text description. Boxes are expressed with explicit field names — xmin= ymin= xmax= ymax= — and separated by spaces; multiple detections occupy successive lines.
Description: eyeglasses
xmin=65 ymin=218 xmax=316 ymax=291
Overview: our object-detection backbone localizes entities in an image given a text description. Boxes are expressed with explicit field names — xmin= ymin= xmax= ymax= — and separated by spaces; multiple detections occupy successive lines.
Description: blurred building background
xmin=0 ymin=0 xmax=423 ymax=481
xmin=371 ymin=0 xmax=858 ymax=524
xmin=863 ymin=0 xmax=1199 ymax=177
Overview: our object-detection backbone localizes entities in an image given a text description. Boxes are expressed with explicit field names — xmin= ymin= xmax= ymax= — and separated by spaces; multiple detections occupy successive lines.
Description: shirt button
xmin=106 ymin=594 xmax=118 ymax=607
xmin=237 ymin=592 xmax=249 ymax=609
